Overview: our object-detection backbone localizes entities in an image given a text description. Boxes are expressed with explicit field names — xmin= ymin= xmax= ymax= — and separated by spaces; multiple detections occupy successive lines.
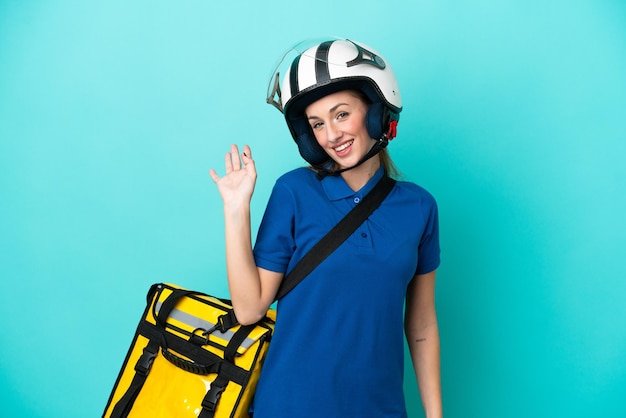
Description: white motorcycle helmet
xmin=267 ymin=38 xmax=402 ymax=168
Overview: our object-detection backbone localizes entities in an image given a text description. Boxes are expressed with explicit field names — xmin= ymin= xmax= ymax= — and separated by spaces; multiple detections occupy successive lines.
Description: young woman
xmin=210 ymin=38 xmax=442 ymax=418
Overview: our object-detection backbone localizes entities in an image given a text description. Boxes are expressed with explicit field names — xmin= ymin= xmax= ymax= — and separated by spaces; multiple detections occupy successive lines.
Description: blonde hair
xmin=378 ymin=148 xmax=399 ymax=178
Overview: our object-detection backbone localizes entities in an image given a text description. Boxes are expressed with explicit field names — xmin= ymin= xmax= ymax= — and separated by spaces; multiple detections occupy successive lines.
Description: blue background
xmin=1 ymin=1 xmax=625 ymax=417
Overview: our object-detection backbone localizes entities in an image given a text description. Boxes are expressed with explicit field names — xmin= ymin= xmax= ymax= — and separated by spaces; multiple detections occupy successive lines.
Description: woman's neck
xmin=340 ymin=155 xmax=381 ymax=191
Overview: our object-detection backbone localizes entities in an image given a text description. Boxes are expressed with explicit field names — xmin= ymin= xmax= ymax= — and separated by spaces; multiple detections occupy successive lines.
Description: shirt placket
xmin=350 ymin=194 xmax=374 ymax=249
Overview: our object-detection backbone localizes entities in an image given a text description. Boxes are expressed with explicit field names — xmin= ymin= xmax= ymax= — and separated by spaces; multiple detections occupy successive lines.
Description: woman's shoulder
xmin=265 ymin=167 xmax=321 ymax=204
xmin=394 ymin=179 xmax=438 ymax=206
xmin=275 ymin=166 xmax=318 ymax=187
xmin=265 ymin=167 xmax=323 ymax=212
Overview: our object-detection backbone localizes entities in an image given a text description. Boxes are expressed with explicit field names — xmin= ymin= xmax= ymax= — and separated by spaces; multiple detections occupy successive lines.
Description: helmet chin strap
xmin=314 ymin=139 xmax=388 ymax=180
xmin=314 ymin=120 xmax=398 ymax=179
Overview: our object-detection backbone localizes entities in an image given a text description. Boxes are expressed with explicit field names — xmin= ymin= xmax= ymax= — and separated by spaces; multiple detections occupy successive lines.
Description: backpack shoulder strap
xmin=275 ymin=175 xmax=396 ymax=300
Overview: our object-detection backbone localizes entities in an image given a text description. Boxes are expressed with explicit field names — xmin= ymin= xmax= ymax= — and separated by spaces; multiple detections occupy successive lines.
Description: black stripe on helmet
xmin=345 ymin=39 xmax=386 ymax=69
xmin=289 ymin=54 xmax=301 ymax=99
xmin=315 ymin=40 xmax=333 ymax=83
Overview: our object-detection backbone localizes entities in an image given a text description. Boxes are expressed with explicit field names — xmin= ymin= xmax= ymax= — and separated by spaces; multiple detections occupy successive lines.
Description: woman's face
xmin=305 ymin=90 xmax=374 ymax=169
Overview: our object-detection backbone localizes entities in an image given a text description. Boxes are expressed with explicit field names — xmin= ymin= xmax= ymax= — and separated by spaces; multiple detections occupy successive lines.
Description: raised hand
xmin=209 ymin=144 xmax=257 ymax=207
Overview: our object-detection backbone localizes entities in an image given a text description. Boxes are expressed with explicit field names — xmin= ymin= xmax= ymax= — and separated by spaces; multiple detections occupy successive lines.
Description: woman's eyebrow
xmin=307 ymin=103 xmax=349 ymax=120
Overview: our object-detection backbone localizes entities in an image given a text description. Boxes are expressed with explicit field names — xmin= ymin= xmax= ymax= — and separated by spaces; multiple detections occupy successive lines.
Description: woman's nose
xmin=326 ymin=123 xmax=342 ymax=143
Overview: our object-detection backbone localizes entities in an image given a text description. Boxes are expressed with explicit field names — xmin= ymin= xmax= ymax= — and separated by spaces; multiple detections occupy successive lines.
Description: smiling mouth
xmin=333 ymin=140 xmax=354 ymax=153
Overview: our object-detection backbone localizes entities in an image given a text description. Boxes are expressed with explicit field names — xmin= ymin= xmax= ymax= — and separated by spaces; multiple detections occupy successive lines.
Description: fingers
xmin=241 ymin=144 xmax=254 ymax=167
xmin=208 ymin=168 xmax=220 ymax=184
xmin=230 ymin=144 xmax=241 ymax=170
xmin=225 ymin=144 xmax=253 ymax=171
xmin=211 ymin=144 xmax=253 ymax=180
xmin=224 ymin=145 xmax=237 ymax=173
xmin=243 ymin=144 xmax=252 ymax=160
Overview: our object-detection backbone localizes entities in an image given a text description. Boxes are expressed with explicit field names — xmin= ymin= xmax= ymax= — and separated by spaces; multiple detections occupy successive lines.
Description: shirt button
xmin=353 ymin=197 xmax=361 ymax=204
xmin=361 ymin=232 xmax=368 ymax=238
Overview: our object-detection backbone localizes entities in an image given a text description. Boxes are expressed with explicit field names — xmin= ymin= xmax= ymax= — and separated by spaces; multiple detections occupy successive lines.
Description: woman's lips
xmin=333 ymin=139 xmax=354 ymax=157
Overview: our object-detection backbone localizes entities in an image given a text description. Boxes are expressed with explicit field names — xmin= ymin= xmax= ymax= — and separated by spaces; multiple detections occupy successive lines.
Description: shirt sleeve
xmin=253 ymin=179 xmax=296 ymax=274
xmin=415 ymin=192 xmax=441 ymax=275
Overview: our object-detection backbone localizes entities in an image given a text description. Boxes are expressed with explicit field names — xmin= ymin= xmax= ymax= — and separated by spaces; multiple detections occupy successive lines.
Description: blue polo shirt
xmin=252 ymin=166 xmax=440 ymax=418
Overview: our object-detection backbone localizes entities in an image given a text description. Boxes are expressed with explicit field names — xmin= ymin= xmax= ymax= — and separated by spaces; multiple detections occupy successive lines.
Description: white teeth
xmin=335 ymin=140 xmax=353 ymax=152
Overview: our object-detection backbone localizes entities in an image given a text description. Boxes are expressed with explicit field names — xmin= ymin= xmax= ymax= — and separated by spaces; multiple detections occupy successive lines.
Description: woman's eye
xmin=311 ymin=121 xmax=323 ymax=130
xmin=337 ymin=112 xmax=349 ymax=120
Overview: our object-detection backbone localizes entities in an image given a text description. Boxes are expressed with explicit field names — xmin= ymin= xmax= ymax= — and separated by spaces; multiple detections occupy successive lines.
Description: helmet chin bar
xmin=314 ymin=138 xmax=388 ymax=180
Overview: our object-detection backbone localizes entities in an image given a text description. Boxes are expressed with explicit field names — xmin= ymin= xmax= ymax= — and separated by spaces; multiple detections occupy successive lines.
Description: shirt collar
xmin=321 ymin=166 xmax=385 ymax=201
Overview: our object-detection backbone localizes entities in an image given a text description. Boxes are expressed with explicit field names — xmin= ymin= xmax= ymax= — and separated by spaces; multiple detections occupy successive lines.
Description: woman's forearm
xmin=407 ymin=323 xmax=442 ymax=418
xmin=405 ymin=271 xmax=442 ymax=417
xmin=223 ymin=202 xmax=268 ymax=325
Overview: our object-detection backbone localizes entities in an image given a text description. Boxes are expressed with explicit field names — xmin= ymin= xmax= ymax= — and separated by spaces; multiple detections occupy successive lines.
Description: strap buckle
xmin=135 ymin=345 xmax=158 ymax=376
xmin=202 ymin=382 xmax=226 ymax=412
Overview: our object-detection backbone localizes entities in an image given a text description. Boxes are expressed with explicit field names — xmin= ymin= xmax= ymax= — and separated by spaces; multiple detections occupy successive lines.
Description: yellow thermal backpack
xmin=102 ymin=283 xmax=275 ymax=418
